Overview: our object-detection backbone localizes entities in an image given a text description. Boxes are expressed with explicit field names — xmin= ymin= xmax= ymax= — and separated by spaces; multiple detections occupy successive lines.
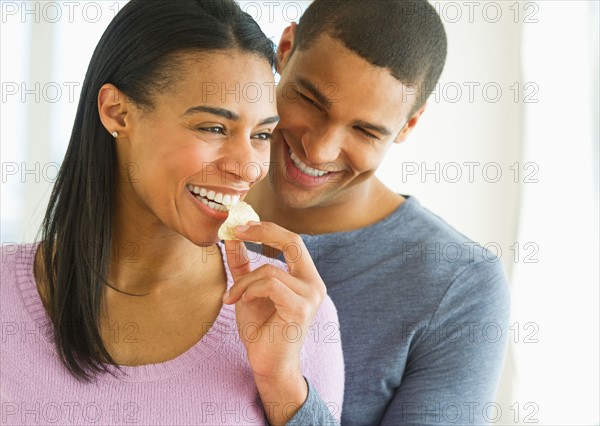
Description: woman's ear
xmin=98 ymin=84 xmax=129 ymax=139
xmin=276 ymin=22 xmax=298 ymax=74
xmin=395 ymin=103 xmax=428 ymax=144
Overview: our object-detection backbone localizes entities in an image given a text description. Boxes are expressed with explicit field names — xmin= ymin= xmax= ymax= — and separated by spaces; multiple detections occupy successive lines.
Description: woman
xmin=0 ymin=1 xmax=343 ymax=424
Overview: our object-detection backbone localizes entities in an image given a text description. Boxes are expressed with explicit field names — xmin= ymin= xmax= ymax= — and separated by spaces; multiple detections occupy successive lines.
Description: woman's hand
xmin=222 ymin=221 xmax=327 ymax=425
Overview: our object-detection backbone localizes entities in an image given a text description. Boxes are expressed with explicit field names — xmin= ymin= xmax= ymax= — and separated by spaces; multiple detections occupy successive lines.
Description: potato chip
xmin=218 ymin=201 xmax=260 ymax=240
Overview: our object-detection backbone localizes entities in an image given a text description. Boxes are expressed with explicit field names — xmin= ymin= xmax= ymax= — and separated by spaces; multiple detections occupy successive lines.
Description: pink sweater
xmin=0 ymin=243 xmax=344 ymax=425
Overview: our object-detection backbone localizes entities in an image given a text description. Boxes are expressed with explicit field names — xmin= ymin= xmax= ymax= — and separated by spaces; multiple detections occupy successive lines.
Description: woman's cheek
xmin=256 ymin=148 xmax=271 ymax=181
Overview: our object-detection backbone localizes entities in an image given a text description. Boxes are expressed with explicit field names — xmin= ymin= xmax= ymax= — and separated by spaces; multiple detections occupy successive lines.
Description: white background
xmin=1 ymin=1 xmax=598 ymax=424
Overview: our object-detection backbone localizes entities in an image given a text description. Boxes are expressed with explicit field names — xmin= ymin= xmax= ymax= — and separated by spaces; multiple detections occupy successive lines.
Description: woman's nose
xmin=219 ymin=135 xmax=265 ymax=184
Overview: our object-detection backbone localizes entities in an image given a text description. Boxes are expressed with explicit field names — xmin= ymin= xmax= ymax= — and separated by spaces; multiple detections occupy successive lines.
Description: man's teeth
xmin=186 ymin=185 xmax=240 ymax=212
xmin=289 ymin=150 xmax=329 ymax=177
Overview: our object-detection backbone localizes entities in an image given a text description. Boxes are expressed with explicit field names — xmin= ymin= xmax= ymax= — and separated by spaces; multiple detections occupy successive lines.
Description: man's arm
xmin=381 ymin=260 xmax=511 ymax=425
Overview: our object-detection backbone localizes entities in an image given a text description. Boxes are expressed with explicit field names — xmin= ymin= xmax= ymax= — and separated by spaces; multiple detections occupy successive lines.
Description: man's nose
xmin=302 ymin=126 xmax=343 ymax=165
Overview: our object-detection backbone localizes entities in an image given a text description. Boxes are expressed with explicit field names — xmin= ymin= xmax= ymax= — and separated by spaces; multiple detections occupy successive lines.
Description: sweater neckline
xmin=15 ymin=241 xmax=237 ymax=383
xmin=301 ymin=194 xmax=418 ymax=244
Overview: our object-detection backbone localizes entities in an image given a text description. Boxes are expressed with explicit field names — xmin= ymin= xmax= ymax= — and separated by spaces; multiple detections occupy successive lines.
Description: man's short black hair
xmin=294 ymin=0 xmax=448 ymax=116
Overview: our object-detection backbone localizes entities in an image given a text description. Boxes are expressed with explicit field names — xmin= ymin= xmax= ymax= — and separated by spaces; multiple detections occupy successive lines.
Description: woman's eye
xmin=252 ymin=132 xmax=274 ymax=141
xmin=197 ymin=126 xmax=225 ymax=135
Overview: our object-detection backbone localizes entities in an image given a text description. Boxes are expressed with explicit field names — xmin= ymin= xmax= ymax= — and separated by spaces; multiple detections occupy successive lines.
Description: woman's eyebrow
xmin=183 ymin=105 xmax=239 ymax=120
xmin=183 ymin=106 xmax=278 ymax=126
xmin=259 ymin=116 xmax=280 ymax=126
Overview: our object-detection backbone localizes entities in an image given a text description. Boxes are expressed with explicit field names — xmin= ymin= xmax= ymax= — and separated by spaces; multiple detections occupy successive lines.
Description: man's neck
xmin=246 ymin=179 xmax=405 ymax=235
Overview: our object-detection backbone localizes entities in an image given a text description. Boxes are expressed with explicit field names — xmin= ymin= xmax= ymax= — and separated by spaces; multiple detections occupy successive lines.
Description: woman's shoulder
xmin=0 ymin=243 xmax=43 ymax=322
xmin=1 ymin=242 xmax=37 ymax=278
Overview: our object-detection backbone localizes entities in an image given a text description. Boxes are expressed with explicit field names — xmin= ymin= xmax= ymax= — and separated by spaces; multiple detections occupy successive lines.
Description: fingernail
xmin=222 ymin=290 xmax=230 ymax=301
xmin=235 ymin=225 xmax=249 ymax=233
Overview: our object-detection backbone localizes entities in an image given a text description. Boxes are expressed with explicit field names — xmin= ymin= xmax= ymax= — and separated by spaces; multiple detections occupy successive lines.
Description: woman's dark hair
xmin=37 ymin=0 xmax=275 ymax=382
xmin=293 ymin=0 xmax=447 ymax=116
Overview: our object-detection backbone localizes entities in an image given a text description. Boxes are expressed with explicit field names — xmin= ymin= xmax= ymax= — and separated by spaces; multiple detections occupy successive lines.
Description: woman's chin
xmin=187 ymin=233 xmax=220 ymax=247
xmin=195 ymin=240 xmax=219 ymax=247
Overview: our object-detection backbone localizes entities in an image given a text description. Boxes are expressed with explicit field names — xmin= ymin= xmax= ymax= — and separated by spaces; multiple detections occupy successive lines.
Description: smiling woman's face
xmin=113 ymin=50 xmax=278 ymax=245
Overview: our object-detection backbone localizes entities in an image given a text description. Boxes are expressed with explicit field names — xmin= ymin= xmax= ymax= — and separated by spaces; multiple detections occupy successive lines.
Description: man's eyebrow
xmin=354 ymin=120 xmax=392 ymax=137
xmin=183 ymin=106 xmax=239 ymax=120
xmin=296 ymin=77 xmax=333 ymax=108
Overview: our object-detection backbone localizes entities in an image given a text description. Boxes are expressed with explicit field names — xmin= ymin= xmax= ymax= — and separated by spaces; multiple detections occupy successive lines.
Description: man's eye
xmin=357 ymin=127 xmax=379 ymax=141
xmin=298 ymin=92 xmax=319 ymax=108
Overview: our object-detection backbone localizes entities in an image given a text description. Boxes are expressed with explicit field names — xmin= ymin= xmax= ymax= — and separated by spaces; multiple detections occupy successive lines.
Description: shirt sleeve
xmin=381 ymin=259 xmax=511 ymax=425
xmin=286 ymin=378 xmax=340 ymax=426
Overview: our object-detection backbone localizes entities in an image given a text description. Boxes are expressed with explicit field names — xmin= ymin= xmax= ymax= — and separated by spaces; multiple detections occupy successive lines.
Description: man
xmin=246 ymin=0 xmax=511 ymax=424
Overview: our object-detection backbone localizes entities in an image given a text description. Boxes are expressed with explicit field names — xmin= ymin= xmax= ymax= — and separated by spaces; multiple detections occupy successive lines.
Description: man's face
xmin=268 ymin=32 xmax=420 ymax=211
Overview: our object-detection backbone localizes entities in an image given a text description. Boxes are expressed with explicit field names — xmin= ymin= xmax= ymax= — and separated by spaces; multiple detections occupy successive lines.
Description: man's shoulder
xmin=377 ymin=198 xmax=508 ymax=301
xmin=310 ymin=196 xmax=506 ymax=292
xmin=385 ymin=196 xmax=477 ymax=240
xmin=334 ymin=196 xmax=499 ymax=266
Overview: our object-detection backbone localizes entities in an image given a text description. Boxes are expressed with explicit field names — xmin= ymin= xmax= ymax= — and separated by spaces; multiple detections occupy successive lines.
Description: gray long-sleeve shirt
xmin=286 ymin=195 xmax=510 ymax=425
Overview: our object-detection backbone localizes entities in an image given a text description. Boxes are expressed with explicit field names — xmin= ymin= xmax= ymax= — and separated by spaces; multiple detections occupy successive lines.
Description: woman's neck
xmin=108 ymin=195 xmax=223 ymax=297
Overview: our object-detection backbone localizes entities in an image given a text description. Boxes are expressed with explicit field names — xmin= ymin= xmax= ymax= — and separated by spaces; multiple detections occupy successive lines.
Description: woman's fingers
xmin=241 ymin=276 xmax=300 ymax=307
xmin=227 ymin=273 xmax=312 ymax=324
xmin=223 ymin=221 xmax=327 ymax=321
xmin=223 ymin=240 xmax=251 ymax=282
xmin=223 ymin=263 xmax=307 ymax=304
xmin=233 ymin=221 xmax=317 ymax=277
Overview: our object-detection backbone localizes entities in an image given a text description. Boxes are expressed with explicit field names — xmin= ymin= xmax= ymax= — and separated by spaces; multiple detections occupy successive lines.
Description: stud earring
xmin=111 ymin=131 xmax=119 ymax=138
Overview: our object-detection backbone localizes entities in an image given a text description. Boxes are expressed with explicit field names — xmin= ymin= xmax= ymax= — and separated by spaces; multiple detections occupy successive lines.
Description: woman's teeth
xmin=289 ymin=149 xmax=330 ymax=177
xmin=186 ymin=184 xmax=240 ymax=213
